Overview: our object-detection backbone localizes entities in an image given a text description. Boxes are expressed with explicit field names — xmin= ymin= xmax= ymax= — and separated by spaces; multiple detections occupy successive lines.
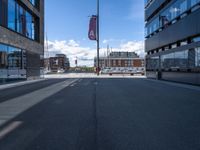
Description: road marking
xmin=0 ymin=121 xmax=22 ymax=140
xmin=78 ymin=79 xmax=83 ymax=82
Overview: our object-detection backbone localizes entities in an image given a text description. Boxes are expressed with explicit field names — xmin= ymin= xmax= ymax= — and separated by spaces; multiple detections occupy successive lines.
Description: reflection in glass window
xmin=8 ymin=0 xmax=16 ymax=30
xmin=7 ymin=0 xmax=37 ymax=40
xmin=161 ymin=53 xmax=174 ymax=69
xmin=192 ymin=36 xmax=200 ymax=42
xmin=196 ymin=47 xmax=200 ymax=67
xmin=146 ymin=56 xmax=159 ymax=70
xmin=161 ymin=50 xmax=188 ymax=70
xmin=8 ymin=46 xmax=21 ymax=69
xmin=16 ymin=4 xmax=24 ymax=34
xmin=180 ymin=0 xmax=187 ymax=14
xmin=29 ymin=0 xmax=35 ymax=6
xmin=174 ymin=50 xmax=188 ymax=68
xmin=0 ymin=43 xmax=27 ymax=70
xmin=0 ymin=44 xmax=8 ymax=69
xmin=146 ymin=17 xmax=159 ymax=36
xmin=191 ymin=0 xmax=200 ymax=7
xmin=29 ymin=0 xmax=39 ymax=8
xmin=145 ymin=0 xmax=200 ymax=37
xmin=26 ymin=11 xmax=35 ymax=39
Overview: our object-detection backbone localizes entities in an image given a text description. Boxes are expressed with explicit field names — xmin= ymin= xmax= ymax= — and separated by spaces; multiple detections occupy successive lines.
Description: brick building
xmin=44 ymin=54 xmax=70 ymax=73
xmin=94 ymin=52 xmax=145 ymax=73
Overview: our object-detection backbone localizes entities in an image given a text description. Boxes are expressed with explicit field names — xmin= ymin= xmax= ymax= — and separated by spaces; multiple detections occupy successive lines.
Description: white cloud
xmin=45 ymin=39 xmax=145 ymax=67
xmin=120 ymin=41 xmax=145 ymax=57
xmin=45 ymin=40 xmax=96 ymax=67
xmin=102 ymin=39 xmax=108 ymax=44
xmin=100 ymin=40 xmax=145 ymax=57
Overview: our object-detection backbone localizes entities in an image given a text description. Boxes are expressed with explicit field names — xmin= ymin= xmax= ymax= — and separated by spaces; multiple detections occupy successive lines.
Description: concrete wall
xmin=146 ymin=71 xmax=200 ymax=85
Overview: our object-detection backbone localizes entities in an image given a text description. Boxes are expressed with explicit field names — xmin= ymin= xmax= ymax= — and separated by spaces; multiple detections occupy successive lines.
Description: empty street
xmin=0 ymin=77 xmax=200 ymax=150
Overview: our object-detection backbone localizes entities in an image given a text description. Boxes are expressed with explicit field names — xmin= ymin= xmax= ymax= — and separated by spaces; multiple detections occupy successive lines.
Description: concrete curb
xmin=0 ymin=78 xmax=47 ymax=90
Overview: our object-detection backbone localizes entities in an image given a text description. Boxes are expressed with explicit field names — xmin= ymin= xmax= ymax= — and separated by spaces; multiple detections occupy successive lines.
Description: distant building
xmin=94 ymin=52 xmax=145 ymax=73
xmin=145 ymin=0 xmax=200 ymax=85
xmin=45 ymin=54 xmax=70 ymax=73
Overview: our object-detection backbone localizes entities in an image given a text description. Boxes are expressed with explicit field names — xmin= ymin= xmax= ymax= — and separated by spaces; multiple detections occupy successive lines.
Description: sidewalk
xmin=0 ymin=78 xmax=47 ymax=90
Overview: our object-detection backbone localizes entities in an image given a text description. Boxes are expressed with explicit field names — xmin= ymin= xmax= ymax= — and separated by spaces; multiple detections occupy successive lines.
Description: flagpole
xmin=97 ymin=0 xmax=100 ymax=76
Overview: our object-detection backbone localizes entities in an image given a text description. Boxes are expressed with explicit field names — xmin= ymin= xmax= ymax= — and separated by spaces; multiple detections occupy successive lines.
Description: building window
xmin=0 ymin=43 xmax=26 ymax=70
xmin=0 ymin=44 xmax=8 ymax=69
xmin=29 ymin=0 xmax=39 ymax=9
xmin=161 ymin=53 xmax=174 ymax=70
xmin=8 ymin=46 xmax=21 ymax=69
xmin=6 ymin=0 xmax=38 ymax=41
xmin=8 ymin=0 xmax=16 ymax=30
xmin=174 ymin=50 xmax=188 ymax=68
xmin=161 ymin=50 xmax=188 ymax=70
xmin=191 ymin=0 xmax=200 ymax=7
xmin=146 ymin=56 xmax=159 ymax=71
xmin=192 ymin=36 xmax=200 ymax=42
xmin=196 ymin=47 xmax=200 ymax=67
xmin=145 ymin=0 xmax=200 ymax=38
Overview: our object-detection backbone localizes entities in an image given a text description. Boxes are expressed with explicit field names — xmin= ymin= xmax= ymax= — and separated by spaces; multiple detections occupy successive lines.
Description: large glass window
xmin=7 ymin=0 xmax=37 ymax=40
xmin=8 ymin=0 xmax=16 ymax=30
xmin=146 ymin=56 xmax=159 ymax=71
xmin=145 ymin=0 xmax=200 ymax=37
xmin=161 ymin=50 xmax=188 ymax=70
xmin=146 ymin=17 xmax=159 ymax=36
xmin=26 ymin=11 xmax=35 ymax=39
xmin=191 ymin=0 xmax=200 ymax=7
xmin=196 ymin=47 xmax=200 ymax=67
xmin=174 ymin=50 xmax=188 ymax=68
xmin=161 ymin=53 xmax=175 ymax=69
xmin=0 ymin=43 xmax=26 ymax=70
xmin=29 ymin=0 xmax=35 ymax=6
xmin=29 ymin=0 xmax=39 ymax=9
xmin=16 ymin=4 xmax=24 ymax=34
xmin=0 ymin=44 xmax=8 ymax=69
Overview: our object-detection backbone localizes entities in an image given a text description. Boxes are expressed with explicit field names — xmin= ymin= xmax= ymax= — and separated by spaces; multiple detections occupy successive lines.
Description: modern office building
xmin=0 ymin=0 xmax=44 ymax=82
xmin=145 ymin=0 xmax=200 ymax=85
xmin=94 ymin=52 xmax=145 ymax=73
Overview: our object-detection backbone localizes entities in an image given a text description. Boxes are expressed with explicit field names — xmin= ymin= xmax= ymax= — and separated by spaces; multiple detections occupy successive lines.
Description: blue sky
xmin=45 ymin=0 xmax=145 ymax=66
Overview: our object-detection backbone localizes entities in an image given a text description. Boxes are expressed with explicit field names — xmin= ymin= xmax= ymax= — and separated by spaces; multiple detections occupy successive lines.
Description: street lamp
xmin=96 ymin=0 xmax=100 ymax=76
xmin=88 ymin=0 xmax=100 ymax=75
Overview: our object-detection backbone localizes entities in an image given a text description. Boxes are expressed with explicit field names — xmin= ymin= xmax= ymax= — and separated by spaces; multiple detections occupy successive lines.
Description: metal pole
xmin=97 ymin=0 xmax=100 ymax=75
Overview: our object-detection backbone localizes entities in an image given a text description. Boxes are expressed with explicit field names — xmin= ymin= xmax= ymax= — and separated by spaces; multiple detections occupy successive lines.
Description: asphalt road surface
xmin=0 ymin=78 xmax=200 ymax=150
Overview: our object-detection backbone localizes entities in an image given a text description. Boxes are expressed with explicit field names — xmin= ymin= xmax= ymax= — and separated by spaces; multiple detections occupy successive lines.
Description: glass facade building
xmin=0 ymin=0 xmax=44 ymax=82
xmin=145 ymin=0 xmax=200 ymax=85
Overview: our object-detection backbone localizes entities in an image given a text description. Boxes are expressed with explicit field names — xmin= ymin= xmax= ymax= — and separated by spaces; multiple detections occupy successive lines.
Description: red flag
xmin=88 ymin=15 xmax=97 ymax=41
